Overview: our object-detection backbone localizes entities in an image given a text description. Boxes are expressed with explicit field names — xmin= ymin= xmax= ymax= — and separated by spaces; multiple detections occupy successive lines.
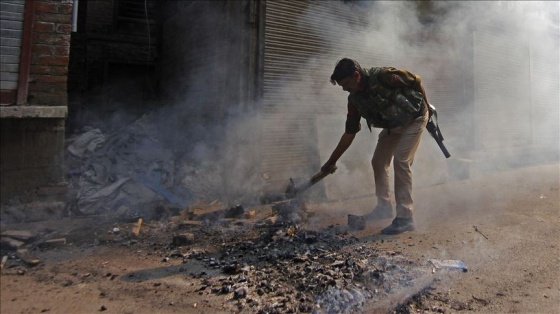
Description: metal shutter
xmin=398 ymin=35 xmax=470 ymax=154
xmin=0 ymin=0 xmax=25 ymax=91
xmin=530 ymin=26 xmax=559 ymax=147
xmin=473 ymin=24 xmax=531 ymax=150
xmin=261 ymin=0 xmax=396 ymax=193
xmin=396 ymin=37 xmax=469 ymax=185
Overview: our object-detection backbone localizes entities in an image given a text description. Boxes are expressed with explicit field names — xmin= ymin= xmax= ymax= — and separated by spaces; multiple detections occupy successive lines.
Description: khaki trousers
xmin=372 ymin=111 xmax=429 ymax=219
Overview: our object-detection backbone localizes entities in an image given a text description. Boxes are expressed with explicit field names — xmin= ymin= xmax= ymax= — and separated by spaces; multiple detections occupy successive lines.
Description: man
xmin=321 ymin=58 xmax=430 ymax=234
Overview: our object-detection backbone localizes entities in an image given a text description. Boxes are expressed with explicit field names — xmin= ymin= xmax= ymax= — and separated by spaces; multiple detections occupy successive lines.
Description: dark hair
xmin=330 ymin=58 xmax=363 ymax=85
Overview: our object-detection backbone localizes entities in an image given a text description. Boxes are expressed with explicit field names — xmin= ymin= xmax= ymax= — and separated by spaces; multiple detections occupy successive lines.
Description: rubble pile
xmin=64 ymin=115 xmax=231 ymax=220
xmin=1 ymin=202 xmax=432 ymax=313
xmin=170 ymin=220 xmax=430 ymax=313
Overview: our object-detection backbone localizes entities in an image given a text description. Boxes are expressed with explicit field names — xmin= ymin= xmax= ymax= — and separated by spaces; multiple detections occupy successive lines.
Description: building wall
xmin=28 ymin=0 xmax=72 ymax=106
xmin=0 ymin=118 xmax=66 ymax=203
xmin=0 ymin=0 xmax=72 ymax=205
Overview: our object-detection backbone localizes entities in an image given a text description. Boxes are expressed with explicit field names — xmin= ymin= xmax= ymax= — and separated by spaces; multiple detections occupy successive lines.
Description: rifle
xmin=426 ymin=104 xmax=451 ymax=158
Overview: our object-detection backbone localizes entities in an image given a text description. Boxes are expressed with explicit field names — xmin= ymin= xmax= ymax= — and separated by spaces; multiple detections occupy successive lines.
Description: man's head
xmin=330 ymin=58 xmax=363 ymax=94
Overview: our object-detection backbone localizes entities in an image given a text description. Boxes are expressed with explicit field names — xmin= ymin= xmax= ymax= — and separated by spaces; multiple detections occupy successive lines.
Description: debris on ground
xmin=61 ymin=116 xmax=228 ymax=221
xmin=0 ymin=255 xmax=7 ymax=270
xmin=38 ymin=238 xmax=67 ymax=249
xmin=131 ymin=218 xmax=143 ymax=237
xmin=473 ymin=225 xmax=489 ymax=239
xmin=16 ymin=249 xmax=40 ymax=266
xmin=168 ymin=216 xmax=431 ymax=313
xmin=429 ymin=259 xmax=468 ymax=272
xmin=347 ymin=214 xmax=366 ymax=230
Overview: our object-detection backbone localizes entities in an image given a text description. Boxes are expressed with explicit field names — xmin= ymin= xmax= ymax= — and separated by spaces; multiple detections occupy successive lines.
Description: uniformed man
xmin=321 ymin=58 xmax=430 ymax=234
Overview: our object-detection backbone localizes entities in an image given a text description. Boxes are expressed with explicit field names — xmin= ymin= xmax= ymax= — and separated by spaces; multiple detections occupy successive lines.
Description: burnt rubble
xmin=167 ymin=220 xmax=431 ymax=313
xmin=0 ymin=201 xmax=434 ymax=313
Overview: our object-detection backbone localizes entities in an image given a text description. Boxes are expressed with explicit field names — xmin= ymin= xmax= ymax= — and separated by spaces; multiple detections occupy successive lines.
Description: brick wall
xmin=28 ymin=0 xmax=73 ymax=106
xmin=0 ymin=0 xmax=72 ymax=209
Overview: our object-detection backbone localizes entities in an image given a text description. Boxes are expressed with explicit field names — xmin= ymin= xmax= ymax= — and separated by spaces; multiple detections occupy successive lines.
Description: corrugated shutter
xmin=396 ymin=37 xmax=469 ymax=185
xmin=261 ymin=0 xmax=396 ymax=192
xmin=398 ymin=36 xmax=469 ymax=154
xmin=473 ymin=24 xmax=531 ymax=150
xmin=0 ymin=0 xmax=25 ymax=91
xmin=530 ymin=25 xmax=559 ymax=147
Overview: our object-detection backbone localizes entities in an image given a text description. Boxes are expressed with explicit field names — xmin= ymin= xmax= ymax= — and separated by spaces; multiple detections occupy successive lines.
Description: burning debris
xmin=163 ymin=217 xmax=432 ymax=313
xmin=0 ymin=189 xmax=461 ymax=313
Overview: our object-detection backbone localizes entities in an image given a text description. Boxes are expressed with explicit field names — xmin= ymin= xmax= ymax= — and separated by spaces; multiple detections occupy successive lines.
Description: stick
xmin=473 ymin=225 xmax=489 ymax=240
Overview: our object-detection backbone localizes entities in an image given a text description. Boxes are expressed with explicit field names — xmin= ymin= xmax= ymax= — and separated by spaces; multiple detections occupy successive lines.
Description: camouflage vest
xmin=348 ymin=67 xmax=424 ymax=130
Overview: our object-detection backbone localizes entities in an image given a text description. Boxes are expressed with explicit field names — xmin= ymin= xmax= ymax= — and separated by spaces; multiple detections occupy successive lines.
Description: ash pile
xmin=167 ymin=215 xmax=431 ymax=313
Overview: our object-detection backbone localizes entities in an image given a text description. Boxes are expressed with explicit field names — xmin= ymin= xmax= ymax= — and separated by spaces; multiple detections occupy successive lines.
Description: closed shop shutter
xmin=473 ymin=24 xmax=531 ymax=150
xmin=530 ymin=28 xmax=559 ymax=147
xmin=261 ymin=0 xmax=396 ymax=193
xmin=399 ymin=36 xmax=470 ymax=155
xmin=397 ymin=38 xmax=470 ymax=185
xmin=0 ymin=0 xmax=25 ymax=91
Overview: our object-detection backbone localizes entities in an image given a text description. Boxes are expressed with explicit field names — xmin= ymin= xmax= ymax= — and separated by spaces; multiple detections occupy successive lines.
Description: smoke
xmin=272 ymin=1 xmax=560 ymax=208
xmin=77 ymin=1 xmax=557 ymax=213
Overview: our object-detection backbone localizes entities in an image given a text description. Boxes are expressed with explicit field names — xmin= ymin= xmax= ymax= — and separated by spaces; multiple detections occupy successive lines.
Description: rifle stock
xmin=427 ymin=121 xmax=451 ymax=158
xmin=427 ymin=104 xmax=451 ymax=158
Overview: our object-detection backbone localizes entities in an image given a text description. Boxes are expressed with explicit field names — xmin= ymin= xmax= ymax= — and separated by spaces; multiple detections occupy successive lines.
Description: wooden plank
xmin=0 ymin=237 xmax=24 ymax=250
xmin=16 ymin=249 xmax=40 ymax=266
xmin=131 ymin=218 xmax=143 ymax=237
xmin=0 ymin=230 xmax=38 ymax=241
xmin=0 ymin=106 xmax=68 ymax=118
xmin=38 ymin=238 xmax=67 ymax=249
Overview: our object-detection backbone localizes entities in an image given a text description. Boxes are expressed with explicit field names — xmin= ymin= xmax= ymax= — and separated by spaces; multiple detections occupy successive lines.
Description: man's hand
xmin=322 ymin=132 xmax=355 ymax=175
xmin=321 ymin=161 xmax=337 ymax=174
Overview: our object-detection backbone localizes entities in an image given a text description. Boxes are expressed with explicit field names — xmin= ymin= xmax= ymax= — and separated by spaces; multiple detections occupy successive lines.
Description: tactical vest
xmin=348 ymin=67 xmax=425 ymax=130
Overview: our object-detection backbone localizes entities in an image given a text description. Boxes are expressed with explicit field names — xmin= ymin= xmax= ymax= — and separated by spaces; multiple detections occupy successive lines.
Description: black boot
xmin=381 ymin=217 xmax=414 ymax=234
xmin=363 ymin=204 xmax=393 ymax=221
